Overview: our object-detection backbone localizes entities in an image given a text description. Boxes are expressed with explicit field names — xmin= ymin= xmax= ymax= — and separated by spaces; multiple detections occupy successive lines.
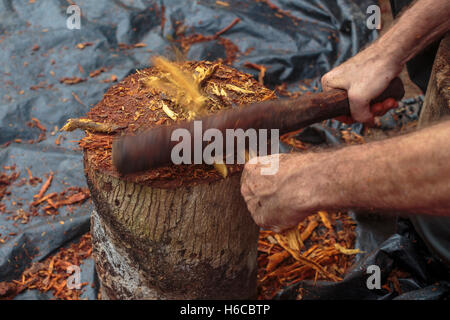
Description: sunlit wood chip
xmin=213 ymin=162 xmax=228 ymax=178
xmin=195 ymin=64 xmax=219 ymax=86
xmin=225 ymin=84 xmax=254 ymax=94
xmin=60 ymin=118 xmax=126 ymax=133
xmin=334 ymin=243 xmax=364 ymax=255
xmin=161 ymin=102 xmax=177 ymax=120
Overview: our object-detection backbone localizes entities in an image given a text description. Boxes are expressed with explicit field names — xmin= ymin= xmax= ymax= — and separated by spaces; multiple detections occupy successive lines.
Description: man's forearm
xmin=378 ymin=0 xmax=450 ymax=65
xmin=241 ymin=120 xmax=450 ymax=231
xmin=320 ymin=0 xmax=450 ymax=123
xmin=323 ymin=120 xmax=450 ymax=216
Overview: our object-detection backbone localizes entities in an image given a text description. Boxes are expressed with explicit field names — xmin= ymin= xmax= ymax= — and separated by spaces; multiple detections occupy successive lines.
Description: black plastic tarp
xmin=1 ymin=0 xmax=447 ymax=300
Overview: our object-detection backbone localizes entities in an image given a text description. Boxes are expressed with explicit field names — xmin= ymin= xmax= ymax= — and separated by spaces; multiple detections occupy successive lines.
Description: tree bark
xmin=418 ymin=32 xmax=450 ymax=126
xmin=410 ymin=32 xmax=450 ymax=266
xmin=84 ymin=152 xmax=259 ymax=299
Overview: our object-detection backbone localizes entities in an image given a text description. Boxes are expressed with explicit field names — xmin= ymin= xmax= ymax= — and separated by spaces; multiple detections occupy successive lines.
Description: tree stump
xmin=79 ymin=61 xmax=275 ymax=299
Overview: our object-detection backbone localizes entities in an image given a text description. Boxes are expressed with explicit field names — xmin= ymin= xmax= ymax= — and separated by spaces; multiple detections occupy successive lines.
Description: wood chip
xmin=59 ymin=77 xmax=86 ymax=85
xmin=334 ymin=243 xmax=364 ymax=255
xmin=318 ymin=211 xmax=333 ymax=230
xmin=33 ymin=172 xmax=53 ymax=200
xmin=61 ymin=118 xmax=127 ymax=134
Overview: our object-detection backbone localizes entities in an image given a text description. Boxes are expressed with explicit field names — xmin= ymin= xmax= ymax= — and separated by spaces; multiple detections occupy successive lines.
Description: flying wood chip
xmin=59 ymin=77 xmax=86 ymax=85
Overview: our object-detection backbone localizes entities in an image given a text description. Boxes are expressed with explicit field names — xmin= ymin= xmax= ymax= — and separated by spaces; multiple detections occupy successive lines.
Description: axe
xmin=112 ymin=78 xmax=404 ymax=174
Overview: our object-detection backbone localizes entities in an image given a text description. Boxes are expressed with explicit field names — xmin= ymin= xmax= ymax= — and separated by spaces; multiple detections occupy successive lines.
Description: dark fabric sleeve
xmin=389 ymin=0 xmax=440 ymax=93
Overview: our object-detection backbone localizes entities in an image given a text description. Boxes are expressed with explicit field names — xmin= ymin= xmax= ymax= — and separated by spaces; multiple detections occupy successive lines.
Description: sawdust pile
xmin=62 ymin=59 xmax=274 ymax=187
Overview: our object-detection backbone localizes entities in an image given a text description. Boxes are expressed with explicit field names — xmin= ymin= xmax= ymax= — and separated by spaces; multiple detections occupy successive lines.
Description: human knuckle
xmin=348 ymin=89 xmax=364 ymax=103
xmin=240 ymin=182 xmax=248 ymax=197
xmin=251 ymin=210 xmax=267 ymax=228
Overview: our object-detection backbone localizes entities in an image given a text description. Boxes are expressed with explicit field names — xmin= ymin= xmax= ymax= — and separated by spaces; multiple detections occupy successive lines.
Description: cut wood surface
xmin=78 ymin=60 xmax=274 ymax=188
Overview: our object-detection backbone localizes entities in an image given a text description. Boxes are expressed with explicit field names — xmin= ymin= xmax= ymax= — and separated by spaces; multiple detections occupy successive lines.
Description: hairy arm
xmin=383 ymin=0 xmax=450 ymax=64
xmin=328 ymin=120 xmax=450 ymax=216
xmin=321 ymin=0 xmax=450 ymax=123
xmin=241 ymin=120 xmax=450 ymax=232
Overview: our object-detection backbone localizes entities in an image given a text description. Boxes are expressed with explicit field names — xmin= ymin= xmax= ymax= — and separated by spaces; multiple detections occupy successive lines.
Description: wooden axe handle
xmin=113 ymin=78 xmax=404 ymax=174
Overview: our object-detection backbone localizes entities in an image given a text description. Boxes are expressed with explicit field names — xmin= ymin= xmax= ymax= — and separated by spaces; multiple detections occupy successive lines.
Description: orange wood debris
xmin=0 ymin=234 xmax=93 ymax=300
xmin=59 ymin=77 xmax=86 ymax=85
xmin=257 ymin=212 xmax=359 ymax=299
xmin=33 ymin=172 xmax=53 ymax=201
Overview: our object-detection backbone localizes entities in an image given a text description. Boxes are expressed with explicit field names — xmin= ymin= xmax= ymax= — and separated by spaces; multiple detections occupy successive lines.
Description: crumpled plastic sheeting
xmin=277 ymin=97 xmax=450 ymax=300
xmin=0 ymin=0 xmax=383 ymax=300
xmin=276 ymin=218 xmax=450 ymax=300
